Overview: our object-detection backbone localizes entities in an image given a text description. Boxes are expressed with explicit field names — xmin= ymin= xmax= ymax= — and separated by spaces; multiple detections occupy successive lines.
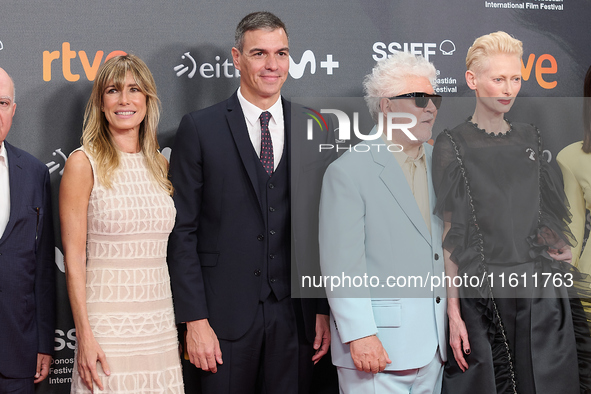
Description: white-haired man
xmin=319 ymin=51 xmax=447 ymax=393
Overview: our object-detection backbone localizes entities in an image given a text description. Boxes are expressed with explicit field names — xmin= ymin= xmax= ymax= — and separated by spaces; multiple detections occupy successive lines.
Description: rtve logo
xmin=521 ymin=53 xmax=557 ymax=90
xmin=43 ymin=42 xmax=127 ymax=81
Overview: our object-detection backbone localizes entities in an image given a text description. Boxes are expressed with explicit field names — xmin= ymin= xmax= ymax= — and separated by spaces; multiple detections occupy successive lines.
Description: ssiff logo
xmin=439 ymin=40 xmax=455 ymax=55
xmin=174 ymin=50 xmax=339 ymax=80
xmin=372 ymin=40 xmax=456 ymax=61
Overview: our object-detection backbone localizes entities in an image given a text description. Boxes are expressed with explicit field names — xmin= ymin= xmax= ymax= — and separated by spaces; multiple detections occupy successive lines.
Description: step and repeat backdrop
xmin=1 ymin=0 xmax=589 ymax=392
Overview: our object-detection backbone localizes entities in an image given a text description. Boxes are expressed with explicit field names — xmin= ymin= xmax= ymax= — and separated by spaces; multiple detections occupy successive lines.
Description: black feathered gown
xmin=432 ymin=120 xmax=591 ymax=394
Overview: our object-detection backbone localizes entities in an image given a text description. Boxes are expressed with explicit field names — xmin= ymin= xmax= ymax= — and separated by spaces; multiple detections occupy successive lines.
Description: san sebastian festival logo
xmin=372 ymin=39 xmax=456 ymax=61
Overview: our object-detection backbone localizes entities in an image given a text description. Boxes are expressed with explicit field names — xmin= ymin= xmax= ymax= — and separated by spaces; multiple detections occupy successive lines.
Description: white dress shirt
xmin=0 ymin=141 xmax=10 ymax=238
xmin=237 ymin=87 xmax=284 ymax=170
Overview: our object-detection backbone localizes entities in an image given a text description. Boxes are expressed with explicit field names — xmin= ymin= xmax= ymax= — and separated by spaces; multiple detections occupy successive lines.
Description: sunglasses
xmin=388 ymin=92 xmax=442 ymax=110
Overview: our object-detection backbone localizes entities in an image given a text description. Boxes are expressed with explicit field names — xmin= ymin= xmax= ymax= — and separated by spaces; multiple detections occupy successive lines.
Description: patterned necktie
xmin=259 ymin=111 xmax=274 ymax=176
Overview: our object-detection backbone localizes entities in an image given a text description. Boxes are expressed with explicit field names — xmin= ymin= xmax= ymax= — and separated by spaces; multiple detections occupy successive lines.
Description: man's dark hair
xmin=235 ymin=11 xmax=288 ymax=53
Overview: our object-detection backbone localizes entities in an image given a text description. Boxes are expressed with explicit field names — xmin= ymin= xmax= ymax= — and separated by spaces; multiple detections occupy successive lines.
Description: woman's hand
xmin=442 ymin=222 xmax=471 ymax=372
xmin=448 ymin=311 xmax=471 ymax=372
xmin=548 ymin=246 xmax=573 ymax=264
xmin=76 ymin=333 xmax=111 ymax=392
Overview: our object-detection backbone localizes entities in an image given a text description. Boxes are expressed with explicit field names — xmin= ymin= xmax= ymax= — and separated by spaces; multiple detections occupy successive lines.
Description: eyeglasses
xmin=388 ymin=92 xmax=442 ymax=110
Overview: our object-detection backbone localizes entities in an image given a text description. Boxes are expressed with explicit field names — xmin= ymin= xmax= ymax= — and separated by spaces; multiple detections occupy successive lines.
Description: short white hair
xmin=363 ymin=51 xmax=436 ymax=121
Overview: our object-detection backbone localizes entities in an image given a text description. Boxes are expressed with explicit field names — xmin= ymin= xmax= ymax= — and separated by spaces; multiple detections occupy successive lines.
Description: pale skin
xmin=445 ymin=53 xmax=572 ymax=372
xmin=442 ymin=222 xmax=470 ymax=372
xmin=61 ymin=75 xmax=145 ymax=391
xmin=0 ymin=67 xmax=17 ymax=143
xmin=465 ymin=54 xmax=522 ymax=135
xmin=0 ymin=67 xmax=53 ymax=384
xmin=185 ymin=28 xmax=331 ymax=373
xmin=349 ymin=335 xmax=392 ymax=374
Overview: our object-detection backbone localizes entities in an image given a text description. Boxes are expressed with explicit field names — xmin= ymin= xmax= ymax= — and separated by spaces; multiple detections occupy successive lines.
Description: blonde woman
xmin=432 ymin=32 xmax=591 ymax=393
xmin=60 ymin=55 xmax=183 ymax=393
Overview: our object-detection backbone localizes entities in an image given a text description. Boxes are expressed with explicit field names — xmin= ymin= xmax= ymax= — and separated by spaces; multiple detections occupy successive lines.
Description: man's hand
xmin=312 ymin=314 xmax=330 ymax=364
xmin=349 ymin=335 xmax=391 ymax=374
xmin=34 ymin=353 xmax=52 ymax=383
xmin=186 ymin=319 xmax=223 ymax=373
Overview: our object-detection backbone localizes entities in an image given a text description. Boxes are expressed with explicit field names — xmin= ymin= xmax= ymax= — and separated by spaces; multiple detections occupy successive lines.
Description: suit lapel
xmin=371 ymin=142 xmax=432 ymax=245
xmin=226 ymin=92 xmax=263 ymax=209
xmin=424 ymin=145 xmax=442 ymax=246
xmin=1 ymin=142 xmax=24 ymax=242
xmin=283 ymin=98 xmax=293 ymax=195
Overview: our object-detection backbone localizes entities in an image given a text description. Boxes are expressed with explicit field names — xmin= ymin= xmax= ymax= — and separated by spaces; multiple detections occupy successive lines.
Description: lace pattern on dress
xmin=467 ymin=116 xmax=513 ymax=138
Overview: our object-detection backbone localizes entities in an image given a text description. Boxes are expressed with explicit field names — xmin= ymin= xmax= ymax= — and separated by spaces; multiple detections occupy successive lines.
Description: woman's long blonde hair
xmin=81 ymin=54 xmax=173 ymax=195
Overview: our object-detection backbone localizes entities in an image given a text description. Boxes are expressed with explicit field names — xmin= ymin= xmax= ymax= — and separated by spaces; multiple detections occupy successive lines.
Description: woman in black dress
xmin=433 ymin=31 xmax=591 ymax=394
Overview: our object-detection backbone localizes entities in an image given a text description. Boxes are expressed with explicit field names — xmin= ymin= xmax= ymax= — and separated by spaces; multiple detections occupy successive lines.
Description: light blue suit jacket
xmin=319 ymin=137 xmax=446 ymax=371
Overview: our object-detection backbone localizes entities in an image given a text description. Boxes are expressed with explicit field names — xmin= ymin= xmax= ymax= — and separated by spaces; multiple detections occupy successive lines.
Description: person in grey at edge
xmin=0 ymin=67 xmax=56 ymax=394
xmin=319 ymin=51 xmax=447 ymax=394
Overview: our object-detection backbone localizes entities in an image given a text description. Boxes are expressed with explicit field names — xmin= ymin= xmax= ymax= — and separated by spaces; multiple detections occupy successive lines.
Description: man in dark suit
xmin=0 ymin=67 xmax=55 ymax=393
xmin=168 ymin=11 xmax=335 ymax=394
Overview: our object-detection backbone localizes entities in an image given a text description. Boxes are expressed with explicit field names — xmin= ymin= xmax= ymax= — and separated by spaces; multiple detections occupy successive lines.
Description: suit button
xmin=436 ymin=296 xmax=441 ymax=304
xmin=270 ymin=278 xmax=276 ymax=283
xmin=269 ymin=230 xmax=276 ymax=235
xmin=269 ymin=254 xmax=275 ymax=259
xmin=434 ymin=253 xmax=439 ymax=260
xmin=269 ymin=183 xmax=275 ymax=189
xmin=269 ymin=206 xmax=275 ymax=212
xmin=257 ymin=234 xmax=264 ymax=241
xmin=254 ymin=269 xmax=261 ymax=277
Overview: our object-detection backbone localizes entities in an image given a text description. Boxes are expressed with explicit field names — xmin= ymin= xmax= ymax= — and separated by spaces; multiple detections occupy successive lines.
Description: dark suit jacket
xmin=0 ymin=141 xmax=55 ymax=378
xmin=168 ymin=92 xmax=335 ymax=343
